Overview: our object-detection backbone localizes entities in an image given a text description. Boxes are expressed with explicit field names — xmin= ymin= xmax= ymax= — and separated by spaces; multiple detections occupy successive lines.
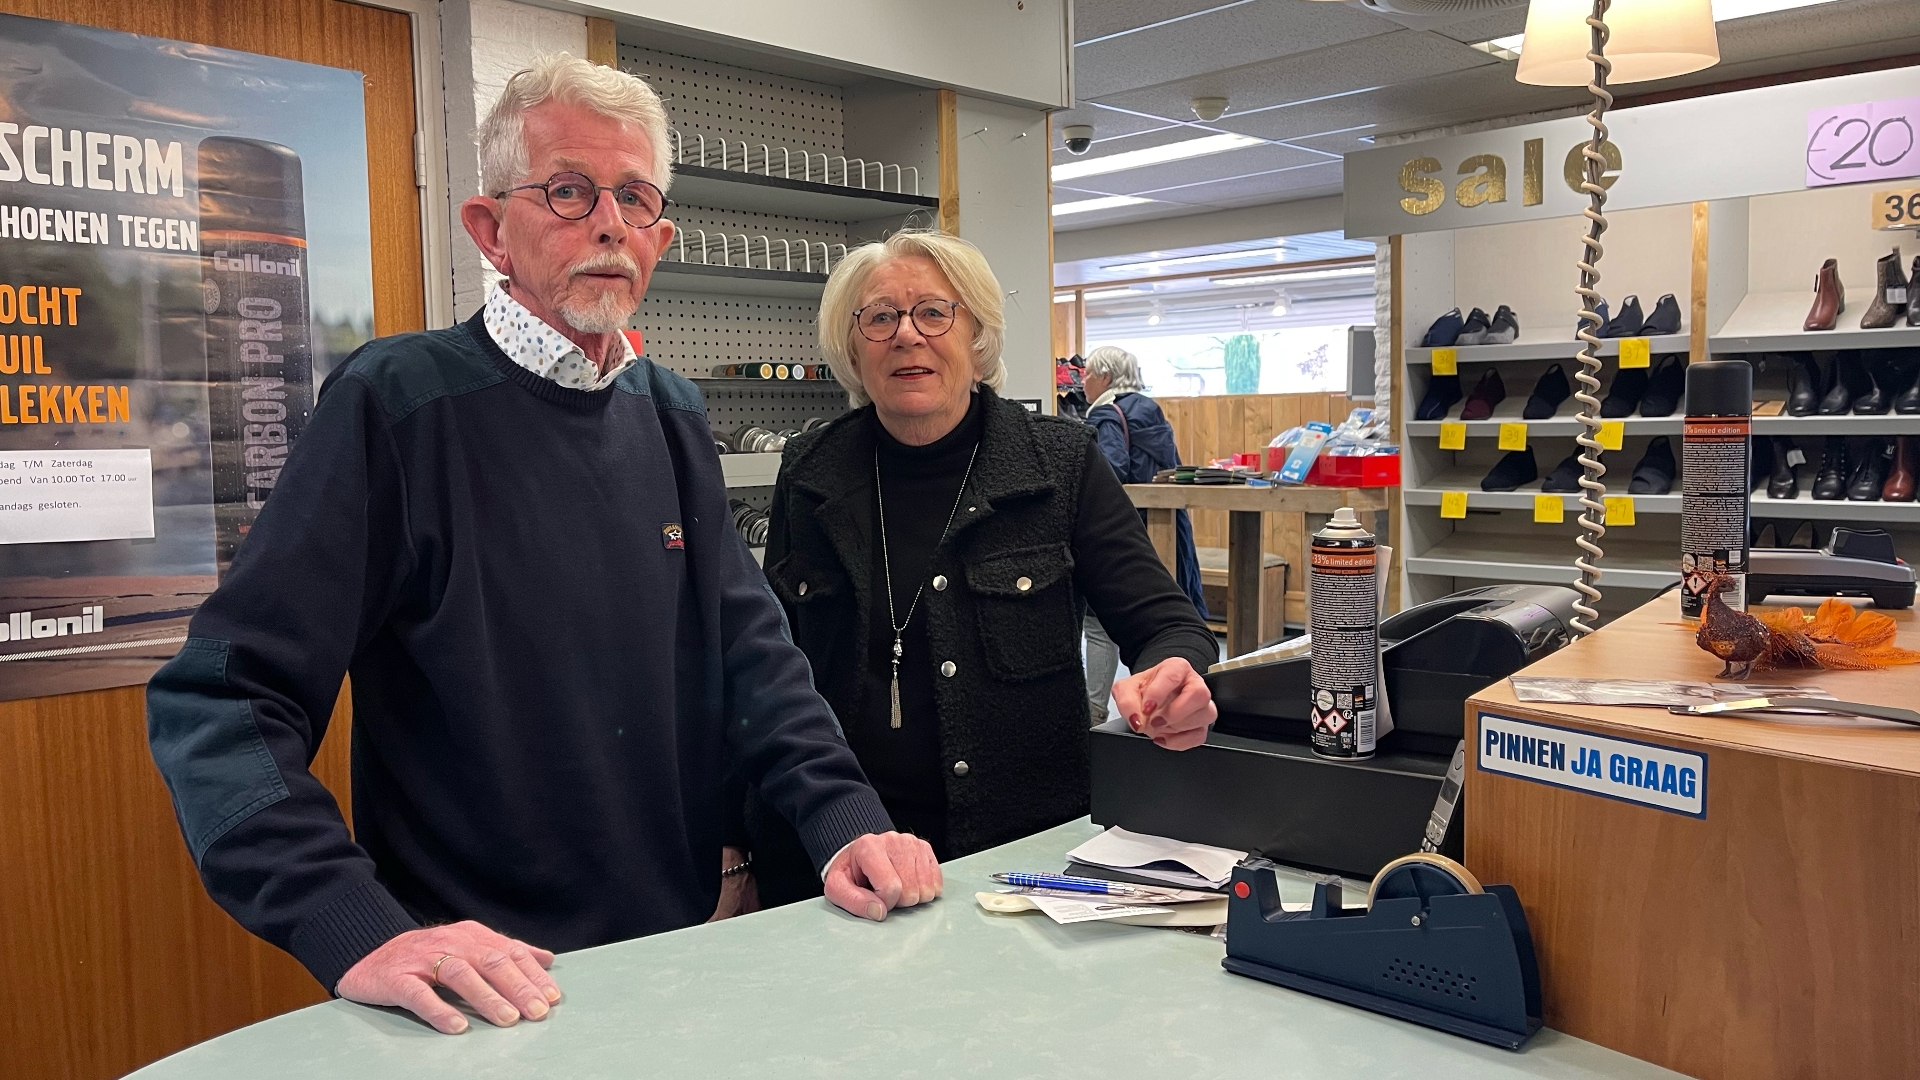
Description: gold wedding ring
xmin=429 ymin=953 xmax=456 ymax=986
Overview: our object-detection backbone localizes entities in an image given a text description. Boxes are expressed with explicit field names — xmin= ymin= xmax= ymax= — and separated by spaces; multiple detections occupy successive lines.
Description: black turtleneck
xmin=858 ymin=393 xmax=987 ymax=858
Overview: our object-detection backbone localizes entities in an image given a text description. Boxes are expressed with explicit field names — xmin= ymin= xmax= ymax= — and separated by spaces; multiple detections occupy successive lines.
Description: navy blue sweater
xmin=147 ymin=310 xmax=891 ymax=992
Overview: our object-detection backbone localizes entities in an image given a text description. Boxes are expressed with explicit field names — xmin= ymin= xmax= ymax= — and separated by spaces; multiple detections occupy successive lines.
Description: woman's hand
xmin=1114 ymin=657 xmax=1216 ymax=750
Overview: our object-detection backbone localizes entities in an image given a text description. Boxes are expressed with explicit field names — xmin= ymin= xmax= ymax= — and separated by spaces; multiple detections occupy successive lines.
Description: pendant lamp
xmin=1515 ymin=0 xmax=1719 ymax=86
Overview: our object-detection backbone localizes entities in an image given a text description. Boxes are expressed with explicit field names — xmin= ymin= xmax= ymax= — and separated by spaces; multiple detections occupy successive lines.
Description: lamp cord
xmin=1569 ymin=0 xmax=1615 ymax=638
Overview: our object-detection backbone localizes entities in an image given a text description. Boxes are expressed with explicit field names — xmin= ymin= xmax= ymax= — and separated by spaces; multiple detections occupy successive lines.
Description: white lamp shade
xmin=1515 ymin=0 xmax=1719 ymax=87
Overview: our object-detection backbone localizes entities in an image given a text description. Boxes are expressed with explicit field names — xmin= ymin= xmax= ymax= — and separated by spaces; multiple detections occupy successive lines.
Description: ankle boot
xmin=1604 ymin=295 xmax=1644 ymax=338
xmin=1805 ymin=259 xmax=1844 ymax=331
xmin=1812 ymin=436 xmax=1849 ymax=500
xmin=1416 ymin=373 xmax=1462 ymax=421
xmin=1643 ymin=293 xmax=1682 ymax=335
xmin=1768 ymin=436 xmax=1799 ymax=499
xmin=1885 ymin=436 xmax=1917 ymax=502
xmin=1639 ymin=355 xmax=1686 ymax=417
xmin=1854 ymin=357 xmax=1893 ymax=414
xmin=1787 ymin=353 xmax=1824 ymax=416
xmin=1911 ymin=257 xmax=1920 ymax=326
xmin=1628 ymin=436 xmax=1676 ymax=495
xmin=1848 ymin=439 xmax=1894 ymax=501
xmin=1522 ymin=363 xmax=1570 ymax=419
xmin=1818 ymin=352 xmax=1862 ymax=414
xmin=1862 ymin=248 xmax=1909 ymax=329
xmin=1897 ymin=356 xmax=1920 ymax=414
xmin=1459 ymin=368 xmax=1507 ymax=421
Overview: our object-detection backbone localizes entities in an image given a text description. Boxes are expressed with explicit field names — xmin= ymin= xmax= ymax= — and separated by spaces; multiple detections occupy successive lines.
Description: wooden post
xmin=586 ymin=17 xmax=618 ymax=68
xmin=1226 ymin=510 xmax=1263 ymax=658
xmin=1145 ymin=507 xmax=1176 ymax=572
xmin=937 ymin=89 xmax=959 ymax=236
xmin=1689 ymin=201 xmax=1710 ymax=364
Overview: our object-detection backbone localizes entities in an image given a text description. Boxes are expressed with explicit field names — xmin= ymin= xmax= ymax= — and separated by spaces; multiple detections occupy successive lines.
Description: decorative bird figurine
xmin=1695 ymin=575 xmax=1770 ymax=678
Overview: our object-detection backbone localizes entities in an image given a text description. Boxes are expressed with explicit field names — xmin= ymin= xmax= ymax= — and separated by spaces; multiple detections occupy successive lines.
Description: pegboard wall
xmin=637 ymin=294 xmax=820 ymax=376
xmin=702 ymin=383 xmax=850 ymax=430
xmin=621 ymin=45 xmax=845 ymax=160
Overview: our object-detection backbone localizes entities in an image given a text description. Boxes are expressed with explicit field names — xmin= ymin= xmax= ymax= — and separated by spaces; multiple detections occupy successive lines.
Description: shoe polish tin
xmin=1679 ymin=360 xmax=1752 ymax=619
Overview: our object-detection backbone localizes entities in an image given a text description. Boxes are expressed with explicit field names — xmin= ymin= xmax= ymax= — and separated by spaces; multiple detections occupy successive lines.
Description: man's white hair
xmin=478 ymin=54 xmax=674 ymax=198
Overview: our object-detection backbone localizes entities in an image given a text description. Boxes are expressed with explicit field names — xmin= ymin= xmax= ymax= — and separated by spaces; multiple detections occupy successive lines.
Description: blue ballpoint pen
xmin=991 ymin=872 xmax=1153 ymax=896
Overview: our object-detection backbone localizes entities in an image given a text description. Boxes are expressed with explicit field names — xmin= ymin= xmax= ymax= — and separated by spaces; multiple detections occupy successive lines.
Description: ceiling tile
xmin=1430 ymin=9 xmax=1528 ymax=45
xmin=1084 ymin=143 xmax=1334 ymax=196
xmin=1132 ymin=157 xmax=1342 ymax=200
xmin=1073 ymin=0 xmax=1398 ymax=100
xmin=1073 ymin=0 xmax=1239 ymax=44
xmin=1052 ymin=121 xmax=1242 ymax=170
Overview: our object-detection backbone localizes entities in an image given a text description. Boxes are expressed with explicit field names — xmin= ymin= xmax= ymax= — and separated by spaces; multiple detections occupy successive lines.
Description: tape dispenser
xmin=1222 ymin=852 xmax=1542 ymax=1049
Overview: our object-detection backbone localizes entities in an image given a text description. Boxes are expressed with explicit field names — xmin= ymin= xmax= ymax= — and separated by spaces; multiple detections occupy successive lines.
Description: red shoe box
xmin=1302 ymin=454 xmax=1400 ymax=487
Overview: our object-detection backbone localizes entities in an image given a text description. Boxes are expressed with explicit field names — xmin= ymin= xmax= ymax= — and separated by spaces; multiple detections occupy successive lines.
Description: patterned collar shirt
xmin=482 ymin=282 xmax=637 ymax=391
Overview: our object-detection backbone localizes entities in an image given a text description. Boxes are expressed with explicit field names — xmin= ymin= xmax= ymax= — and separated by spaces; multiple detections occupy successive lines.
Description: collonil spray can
xmin=1679 ymin=359 xmax=1752 ymax=619
xmin=1309 ymin=506 xmax=1378 ymax=759
xmin=199 ymin=137 xmax=313 ymax=575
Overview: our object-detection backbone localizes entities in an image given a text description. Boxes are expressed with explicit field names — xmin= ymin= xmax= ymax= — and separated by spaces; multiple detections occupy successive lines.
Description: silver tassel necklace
xmin=874 ymin=439 xmax=980 ymax=729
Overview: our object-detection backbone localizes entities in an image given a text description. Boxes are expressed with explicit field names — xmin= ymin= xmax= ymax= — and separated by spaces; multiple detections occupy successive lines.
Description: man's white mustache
xmin=569 ymin=256 xmax=638 ymax=279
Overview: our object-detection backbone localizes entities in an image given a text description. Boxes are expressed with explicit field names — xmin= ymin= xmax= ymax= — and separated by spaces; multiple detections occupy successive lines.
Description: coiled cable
xmin=1569 ymin=0 xmax=1615 ymax=638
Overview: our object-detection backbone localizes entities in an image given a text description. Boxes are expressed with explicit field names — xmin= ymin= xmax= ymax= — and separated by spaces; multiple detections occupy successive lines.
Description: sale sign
xmin=1807 ymin=97 xmax=1920 ymax=187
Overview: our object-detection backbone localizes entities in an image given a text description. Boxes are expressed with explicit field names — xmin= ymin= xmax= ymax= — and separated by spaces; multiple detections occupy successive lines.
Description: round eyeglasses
xmin=853 ymin=299 xmax=963 ymax=342
xmin=495 ymin=171 xmax=670 ymax=229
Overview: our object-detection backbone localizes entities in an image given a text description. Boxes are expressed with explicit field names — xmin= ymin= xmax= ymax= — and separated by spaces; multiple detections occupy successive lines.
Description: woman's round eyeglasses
xmin=495 ymin=171 xmax=670 ymax=229
xmin=854 ymin=299 xmax=963 ymax=342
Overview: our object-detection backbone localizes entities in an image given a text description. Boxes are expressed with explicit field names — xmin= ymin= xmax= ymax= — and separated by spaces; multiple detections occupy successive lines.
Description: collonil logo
xmin=0 ymin=606 xmax=105 ymax=642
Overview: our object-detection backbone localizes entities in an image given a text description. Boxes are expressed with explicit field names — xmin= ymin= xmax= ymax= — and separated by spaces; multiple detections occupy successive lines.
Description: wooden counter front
xmin=1464 ymin=597 xmax=1920 ymax=1080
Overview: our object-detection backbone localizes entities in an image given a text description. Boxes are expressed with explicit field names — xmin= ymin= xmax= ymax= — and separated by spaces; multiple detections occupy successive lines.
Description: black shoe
xmin=1628 ymin=436 xmax=1676 ymax=495
xmin=1541 ymin=452 xmax=1583 ymax=493
xmin=1422 ymin=308 xmax=1465 ymax=348
xmin=1642 ymin=293 xmax=1682 ymax=335
xmin=1601 ymin=367 xmax=1649 ymax=417
xmin=1522 ymin=364 xmax=1570 ymax=419
xmin=1752 ymin=431 xmax=1774 ymax=492
xmin=1812 ymin=436 xmax=1849 ymax=500
xmin=1416 ymin=373 xmax=1462 ymax=421
xmin=1481 ymin=448 xmax=1539 ymax=492
xmin=1454 ymin=307 xmax=1493 ymax=345
xmin=1459 ymin=369 xmax=1507 ymax=421
xmin=1817 ymin=351 xmax=1864 ymax=414
xmin=1481 ymin=305 xmax=1520 ymax=344
xmin=1897 ymin=352 xmax=1920 ymax=414
xmin=1604 ymin=295 xmax=1645 ymax=338
xmin=1578 ymin=299 xmax=1609 ymax=338
xmin=1854 ymin=358 xmax=1893 ymax=415
xmin=1767 ymin=436 xmax=1799 ymax=499
xmin=1787 ymin=353 xmax=1825 ymax=416
xmin=1639 ymin=355 xmax=1686 ymax=417
xmin=1849 ymin=439 xmax=1895 ymax=500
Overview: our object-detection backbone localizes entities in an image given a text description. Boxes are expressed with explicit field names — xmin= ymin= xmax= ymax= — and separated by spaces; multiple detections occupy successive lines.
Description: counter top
xmin=1471 ymin=597 xmax=1920 ymax=777
xmin=131 ymin=820 xmax=1682 ymax=1079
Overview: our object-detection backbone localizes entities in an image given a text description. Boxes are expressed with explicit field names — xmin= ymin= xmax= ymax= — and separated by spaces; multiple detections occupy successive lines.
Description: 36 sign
xmin=1807 ymin=97 xmax=1920 ymax=188
xmin=1872 ymin=187 xmax=1920 ymax=232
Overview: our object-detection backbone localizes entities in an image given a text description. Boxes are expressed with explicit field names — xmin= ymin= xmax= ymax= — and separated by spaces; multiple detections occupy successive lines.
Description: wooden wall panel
xmin=0 ymin=2 xmax=424 ymax=1077
xmin=1158 ymin=391 xmax=1350 ymax=625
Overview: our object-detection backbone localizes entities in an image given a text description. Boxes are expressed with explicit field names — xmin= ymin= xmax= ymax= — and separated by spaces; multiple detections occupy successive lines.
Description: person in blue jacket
xmin=1081 ymin=346 xmax=1211 ymax=720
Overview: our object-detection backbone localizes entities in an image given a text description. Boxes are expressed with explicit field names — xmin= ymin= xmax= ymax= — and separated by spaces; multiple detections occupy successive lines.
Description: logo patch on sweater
xmin=661 ymin=523 xmax=685 ymax=550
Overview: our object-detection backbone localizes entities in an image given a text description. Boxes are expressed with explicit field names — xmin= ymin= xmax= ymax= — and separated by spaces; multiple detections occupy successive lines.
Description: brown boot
xmin=1861 ymin=247 xmax=1908 ymax=329
xmin=1805 ymin=258 xmax=1844 ymax=331
xmin=1885 ymin=435 xmax=1917 ymax=502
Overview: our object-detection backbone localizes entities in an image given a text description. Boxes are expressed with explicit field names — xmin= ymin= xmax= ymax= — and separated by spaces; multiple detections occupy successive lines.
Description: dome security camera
xmin=1061 ymin=125 xmax=1094 ymax=155
xmin=1190 ymin=97 xmax=1229 ymax=122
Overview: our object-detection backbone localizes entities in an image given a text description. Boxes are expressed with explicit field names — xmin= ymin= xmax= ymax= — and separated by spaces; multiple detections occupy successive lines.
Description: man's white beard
xmin=558 ymin=290 xmax=636 ymax=335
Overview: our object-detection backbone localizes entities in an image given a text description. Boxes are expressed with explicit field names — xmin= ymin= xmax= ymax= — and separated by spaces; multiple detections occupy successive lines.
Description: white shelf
xmin=1708 ymin=288 xmax=1920 ymax=354
xmin=1406 ymin=534 xmax=1679 ymax=590
xmin=1406 ymin=334 xmax=1689 ymax=365
xmin=651 ymin=261 xmax=828 ymax=298
xmin=1405 ymin=485 xmax=1680 ymax=514
xmin=670 ymin=164 xmax=938 ymax=222
xmin=721 ymin=452 xmax=783 ymax=487
xmin=1406 ymin=413 xmax=1918 ymax=437
xmin=1751 ymin=490 xmax=1920 ymax=522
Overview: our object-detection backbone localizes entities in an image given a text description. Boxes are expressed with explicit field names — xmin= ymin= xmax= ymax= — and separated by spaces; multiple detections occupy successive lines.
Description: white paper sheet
xmin=1024 ymin=895 xmax=1175 ymax=925
xmin=1064 ymin=827 xmax=1246 ymax=889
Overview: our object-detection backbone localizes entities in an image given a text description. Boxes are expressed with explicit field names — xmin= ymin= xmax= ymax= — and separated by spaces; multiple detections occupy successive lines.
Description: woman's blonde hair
xmin=817 ymin=231 xmax=1007 ymax=407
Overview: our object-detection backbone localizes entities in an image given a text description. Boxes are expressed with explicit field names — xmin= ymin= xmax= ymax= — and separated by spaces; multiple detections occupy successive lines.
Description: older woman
xmin=743 ymin=232 xmax=1218 ymax=906
xmin=1080 ymin=346 xmax=1210 ymax=723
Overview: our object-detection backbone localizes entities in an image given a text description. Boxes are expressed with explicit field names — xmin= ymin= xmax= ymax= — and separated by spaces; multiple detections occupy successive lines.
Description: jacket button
xmin=952 ymin=760 xmax=970 ymax=776
xmin=932 ymin=574 xmax=947 ymax=591
xmin=941 ymin=661 xmax=956 ymax=677
xmin=1016 ymin=576 xmax=1032 ymax=592
xmin=797 ymin=581 xmax=808 ymax=596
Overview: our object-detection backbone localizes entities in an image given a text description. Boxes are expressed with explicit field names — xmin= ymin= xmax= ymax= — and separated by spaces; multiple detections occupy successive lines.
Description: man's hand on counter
xmin=1115 ymin=656 xmax=1216 ymax=751
xmin=823 ymin=831 xmax=943 ymax=921
xmin=336 ymin=921 xmax=563 ymax=1034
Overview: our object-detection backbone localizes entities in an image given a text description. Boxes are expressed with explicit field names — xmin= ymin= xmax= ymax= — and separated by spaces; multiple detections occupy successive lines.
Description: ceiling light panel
xmin=1052 ymin=195 xmax=1156 ymax=217
xmin=1051 ymin=132 xmax=1266 ymax=182
xmin=1078 ymin=142 xmax=1331 ymax=195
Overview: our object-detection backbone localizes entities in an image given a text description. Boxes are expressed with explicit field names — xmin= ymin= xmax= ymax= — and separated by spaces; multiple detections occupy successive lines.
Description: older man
xmin=146 ymin=55 xmax=939 ymax=1036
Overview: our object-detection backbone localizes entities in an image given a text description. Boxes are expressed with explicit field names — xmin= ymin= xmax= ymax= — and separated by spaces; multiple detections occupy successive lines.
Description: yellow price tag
xmin=1534 ymin=494 xmax=1565 ymax=523
xmin=1437 ymin=422 xmax=1467 ymax=450
xmin=1440 ymin=491 xmax=1469 ymax=519
xmin=1618 ymin=337 xmax=1651 ymax=367
xmin=1431 ymin=347 xmax=1458 ymax=375
xmin=1604 ymin=496 xmax=1636 ymax=526
xmin=1598 ymin=421 xmax=1624 ymax=451
xmin=1497 ymin=422 xmax=1528 ymax=451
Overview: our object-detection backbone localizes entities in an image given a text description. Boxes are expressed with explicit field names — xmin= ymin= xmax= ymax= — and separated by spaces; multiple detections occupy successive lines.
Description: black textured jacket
xmin=753 ymin=386 xmax=1216 ymax=875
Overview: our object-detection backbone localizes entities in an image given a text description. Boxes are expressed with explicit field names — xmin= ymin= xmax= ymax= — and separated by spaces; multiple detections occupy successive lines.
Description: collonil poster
xmin=0 ymin=13 xmax=374 ymax=700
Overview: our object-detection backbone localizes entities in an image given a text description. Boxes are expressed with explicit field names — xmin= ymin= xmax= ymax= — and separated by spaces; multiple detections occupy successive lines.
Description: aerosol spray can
xmin=1309 ymin=507 xmax=1378 ymax=759
xmin=200 ymin=137 xmax=314 ymax=574
xmin=1679 ymin=359 xmax=1752 ymax=618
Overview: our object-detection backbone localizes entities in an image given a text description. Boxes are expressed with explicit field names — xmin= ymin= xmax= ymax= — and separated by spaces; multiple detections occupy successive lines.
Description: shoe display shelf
xmin=615 ymin=42 xmax=937 ymax=516
xmin=1397 ymin=193 xmax=1920 ymax=615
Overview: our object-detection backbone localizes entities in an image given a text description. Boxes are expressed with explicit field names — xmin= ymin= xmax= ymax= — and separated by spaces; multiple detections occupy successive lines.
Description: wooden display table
xmin=1123 ymin=483 xmax=1388 ymax=658
xmin=1465 ymin=596 xmax=1920 ymax=1080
